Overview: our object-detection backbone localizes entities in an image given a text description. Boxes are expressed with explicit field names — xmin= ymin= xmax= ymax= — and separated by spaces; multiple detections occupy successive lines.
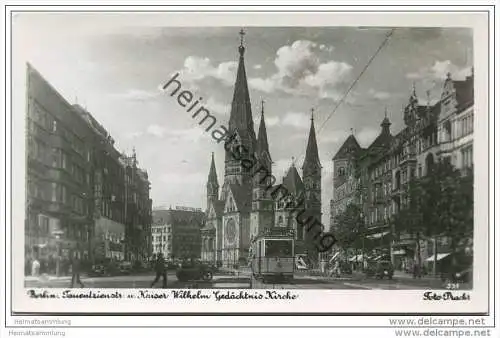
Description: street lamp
xmin=360 ymin=211 xmax=365 ymax=271
xmin=52 ymin=229 xmax=64 ymax=277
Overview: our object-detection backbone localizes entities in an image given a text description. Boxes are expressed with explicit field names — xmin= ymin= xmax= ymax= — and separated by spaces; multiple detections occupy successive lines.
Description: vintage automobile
xmin=88 ymin=264 xmax=107 ymax=277
xmin=175 ymin=260 xmax=214 ymax=282
xmin=88 ymin=260 xmax=120 ymax=277
xmin=165 ymin=260 xmax=180 ymax=271
xmin=335 ymin=261 xmax=352 ymax=275
xmin=364 ymin=260 xmax=394 ymax=279
xmin=374 ymin=260 xmax=394 ymax=279
xmin=118 ymin=261 xmax=133 ymax=275
xmin=88 ymin=261 xmax=120 ymax=277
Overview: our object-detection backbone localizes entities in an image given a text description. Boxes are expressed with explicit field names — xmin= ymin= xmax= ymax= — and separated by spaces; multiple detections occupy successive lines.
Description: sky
xmin=14 ymin=14 xmax=473 ymax=226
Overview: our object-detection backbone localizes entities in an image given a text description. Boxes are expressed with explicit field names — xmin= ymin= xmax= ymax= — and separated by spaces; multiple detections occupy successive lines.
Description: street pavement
xmin=24 ymin=270 xmax=469 ymax=290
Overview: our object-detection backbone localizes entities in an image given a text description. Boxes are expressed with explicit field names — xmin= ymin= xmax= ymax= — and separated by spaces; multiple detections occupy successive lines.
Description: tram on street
xmin=250 ymin=228 xmax=295 ymax=283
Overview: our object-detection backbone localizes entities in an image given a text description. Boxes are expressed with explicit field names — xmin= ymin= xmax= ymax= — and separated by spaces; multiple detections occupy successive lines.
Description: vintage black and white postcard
xmin=5 ymin=8 xmax=493 ymax=321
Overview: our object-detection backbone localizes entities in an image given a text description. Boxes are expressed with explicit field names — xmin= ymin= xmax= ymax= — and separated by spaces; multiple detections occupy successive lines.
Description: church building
xmin=200 ymin=31 xmax=322 ymax=267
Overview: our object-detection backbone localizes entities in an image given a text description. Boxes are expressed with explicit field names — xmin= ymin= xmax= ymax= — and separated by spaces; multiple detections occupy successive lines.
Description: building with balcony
xmin=120 ymin=152 xmax=153 ymax=261
xmin=330 ymin=69 xmax=474 ymax=271
xmin=26 ymin=63 xmax=95 ymax=262
xmin=25 ymin=63 xmax=152 ymax=266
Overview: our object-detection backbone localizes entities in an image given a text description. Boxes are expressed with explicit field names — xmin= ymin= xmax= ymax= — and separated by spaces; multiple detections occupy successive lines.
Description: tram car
xmin=250 ymin=228 xmax=295 ymax=283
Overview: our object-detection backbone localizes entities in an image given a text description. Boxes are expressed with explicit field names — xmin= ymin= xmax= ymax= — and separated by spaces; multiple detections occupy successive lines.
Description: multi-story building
xmin=152 ymin=207 xmax=205 ymax=260
xmin=75 ymin=105 xmax=127 ymax=261
xmin=26 ymin=64 xmax=95 ymax=262
xmin=330 ymin=134 xmax=362 ymax=233
xmin=151 ymin=221 xmax=172 ymax=259
xmin=25 ymin=63 xmax=152 ymax=265
xmin=330 ymin=69 xmax=474 ymax=271
xmin=120 ymin=152 xmax=153 ymax=261
xmin=437 ymin=71 xmax=474 ymax=170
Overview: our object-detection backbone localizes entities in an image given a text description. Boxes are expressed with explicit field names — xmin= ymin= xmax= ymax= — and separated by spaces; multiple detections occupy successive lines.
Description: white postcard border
xmin=5 ymin=7 xmax=494 ymax=322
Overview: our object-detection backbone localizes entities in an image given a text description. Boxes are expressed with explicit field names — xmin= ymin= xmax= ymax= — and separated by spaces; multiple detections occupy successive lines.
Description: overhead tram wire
xmin=317 ymin=28 xmax=396 ymax=133
xmin=293 ymin=28 xmax=396 ymax=165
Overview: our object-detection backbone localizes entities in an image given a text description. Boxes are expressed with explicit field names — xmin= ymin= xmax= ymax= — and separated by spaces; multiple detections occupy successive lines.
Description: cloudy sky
xmin=14 ymin=14 xmax=473 ymax=226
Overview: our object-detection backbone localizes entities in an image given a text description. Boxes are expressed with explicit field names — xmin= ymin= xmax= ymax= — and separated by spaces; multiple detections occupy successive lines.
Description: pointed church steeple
xmin=257 ymin=100 xmax=270 ymax=157
xmin=208 ymin=152 xmax=218 ymax=185
xmin=302 ymin=109 xmax=321 ymax=171
xmin=228 ymin=28 xmax=255 ymax=142
xmin=223 ymin=28 xmax=257 ymax=192
xmin=207 ymin=152 xmax=219 ymax=210
xmin=301 ymin=109 xmax=322 ymax=263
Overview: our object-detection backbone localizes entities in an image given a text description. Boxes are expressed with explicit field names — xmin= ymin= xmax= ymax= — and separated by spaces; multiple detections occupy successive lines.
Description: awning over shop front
xmin=329 ymin=252 xmax=340 ymax=264
xmin=349 ymin=254 xmax=363 ymax=262
xmin=366 ymin=231 xmax=390 ymax=239
xmin=425 ymin=253 xmax=451 ymax=262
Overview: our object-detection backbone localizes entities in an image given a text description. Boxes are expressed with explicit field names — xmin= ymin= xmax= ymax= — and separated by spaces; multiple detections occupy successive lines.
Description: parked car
xmin=119 ymin=261 xmax=133 ymax=275
xmin=88 ymin=261 xmax=120 ymax=277
xmin=165 ymin=260 xmax=179 ymax=270
xmin=339 ymin=261 xmax=352 ymax=274
xmin=442 ymin=265 xmax=472 ymax=284
xmin=374 ymin=260 xmax=394 ymax=279
xmin=176 ymin=260 xmax=214 ymax=282
xmin=88 ymin=264 xmax=106 ymax=277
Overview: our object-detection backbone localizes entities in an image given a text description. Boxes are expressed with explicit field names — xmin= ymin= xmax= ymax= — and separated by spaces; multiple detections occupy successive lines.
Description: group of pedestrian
xmin=29 ymin=250 xmax=170 ymax=289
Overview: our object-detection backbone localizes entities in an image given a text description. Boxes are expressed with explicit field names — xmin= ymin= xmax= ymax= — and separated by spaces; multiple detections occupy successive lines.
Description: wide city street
xmin=24 ymin=271 xmax=469 ymax=290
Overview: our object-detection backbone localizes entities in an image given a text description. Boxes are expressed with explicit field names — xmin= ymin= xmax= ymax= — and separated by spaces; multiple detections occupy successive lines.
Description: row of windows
xmin=29 ymin=102 xmax=89 ymax=161
xmin=28 ymin=136 xmax=92 ymax=189
xmin=440 ymin=112 xmax=474 ymax=143
xmin=101 ymin=231 xmax=125 ymax=243
xmin=154 ymin=244 xmax=171 ymax=252
xmin=152 ymin=227 xmax=171 ymax=233
xmin=369 ymin=204 xmax=395 ymax=225
xmin=372 ymin=182 xmax=393 ymax=200
xmin=48 ymin=183 xmax=86 ymax=214
xmin=462 ymin=146 xmax=473 ymax=168
xmin=152 ymin=235 xmax=172 ymax=243
xmin=457 ymin=114 xmax=474 ymax=139
xmin=368 ymin=134 xmax=436 ymax=182
xmin=65 ymin=224 xmax=90 ymax=242
xmin=27 ymin=136 xmax=48 ymax=163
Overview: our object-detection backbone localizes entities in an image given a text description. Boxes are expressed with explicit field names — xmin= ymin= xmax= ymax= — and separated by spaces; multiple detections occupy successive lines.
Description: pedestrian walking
xmin=150 ymin=252 xmax=167 ymax=288
xmin=31 ymin=258 xmax=40 ymax=277
xmin=70 ymin=251 xmax=85 ymax=288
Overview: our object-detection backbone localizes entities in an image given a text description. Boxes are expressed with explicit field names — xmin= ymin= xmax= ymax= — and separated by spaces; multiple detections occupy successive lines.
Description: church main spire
xmin=223 ymin=29 xmax=257 ymax=192
xmin=227 ymin=28 xmax=256 ymax=144
xmin=239 ymin=28 xmax=246 ymax=57
xmin=302 ymin=109 xmax=321 ymax=171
